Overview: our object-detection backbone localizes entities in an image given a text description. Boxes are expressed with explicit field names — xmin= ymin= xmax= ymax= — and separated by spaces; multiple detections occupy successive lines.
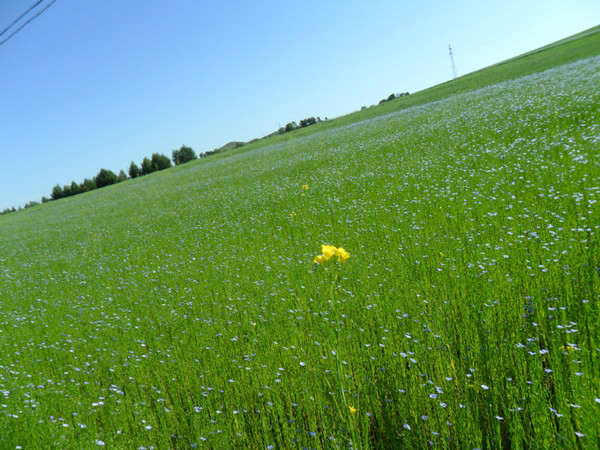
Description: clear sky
xmin=1 ymin=1 xmax=599 ymax=211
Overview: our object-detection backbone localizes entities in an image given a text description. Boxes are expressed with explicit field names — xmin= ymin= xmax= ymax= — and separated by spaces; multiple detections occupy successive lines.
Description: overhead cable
xmin=0 ymin=0 xmax=45 ymax=37
xmin=0 ymin=0 xmax=57 ymax=47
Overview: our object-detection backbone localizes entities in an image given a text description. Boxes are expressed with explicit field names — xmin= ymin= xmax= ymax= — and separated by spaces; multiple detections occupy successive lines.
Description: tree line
xmin=278 ymin=116 xmax=324 ymax=134
xmin=1 ymin=145 xmax=200 ymax=215
xmin=378 ymin=92 xmax=410 ymax=105
xmin=50 ymin=145 xmax=199 ymax=201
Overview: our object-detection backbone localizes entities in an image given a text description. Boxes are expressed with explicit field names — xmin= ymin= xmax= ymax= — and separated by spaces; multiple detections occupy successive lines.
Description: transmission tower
xmin=448 ymin=45 xmax=457 ymax=79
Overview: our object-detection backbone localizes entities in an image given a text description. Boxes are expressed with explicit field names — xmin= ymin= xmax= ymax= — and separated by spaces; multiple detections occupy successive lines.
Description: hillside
xmin=0 ymin=28 xmax=599 ymax=448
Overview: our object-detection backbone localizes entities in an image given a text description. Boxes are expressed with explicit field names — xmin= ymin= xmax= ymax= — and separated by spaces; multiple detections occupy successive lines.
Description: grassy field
xmin=0 ymin=30 xmax=599 ymax=448
xmin=244 ymin=25 xmax=600 ymax=145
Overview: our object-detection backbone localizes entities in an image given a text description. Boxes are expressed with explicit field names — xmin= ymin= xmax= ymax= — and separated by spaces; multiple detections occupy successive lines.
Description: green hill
xmin=0 ymin=27 xmax=599 ymax=448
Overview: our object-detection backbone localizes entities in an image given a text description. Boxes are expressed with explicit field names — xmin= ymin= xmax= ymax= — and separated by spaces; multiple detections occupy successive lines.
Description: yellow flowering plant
xmin=312 ymin=243 xmax=358 ymax=433
xmin=314 ymin=244 xmax=350 ymax=266
xmin=335 ymin=247 xmax=350 ymax=263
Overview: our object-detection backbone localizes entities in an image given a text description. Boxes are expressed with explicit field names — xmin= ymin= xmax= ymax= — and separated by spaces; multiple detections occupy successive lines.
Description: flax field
xmin=0 ymin=54 xmax=599 ymax=448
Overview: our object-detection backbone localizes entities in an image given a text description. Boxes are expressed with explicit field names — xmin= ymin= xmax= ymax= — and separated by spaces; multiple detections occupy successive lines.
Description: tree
xmin=151 ymin=153 xmax=172 ymax=171
xmin=81 ymin=178 xmax=96 ymax=192
xmin=140 ymin=157 xmax=153 ymax=175
xmin=95 ymin=168 xmax=118 ymax=188
xmin=70 ymin=181 xmax=82 ymax=196
xmin=285 ymin=121 xmax=298 ymax=132
xmin=117 ymin=170 xmax=128 ymax=182
xmin=129 ymin=161 xmax=140 ymax=178
xmin=51 ymin=184 xmax=64 ymax=200
xmin=172 ymin=145 xmax=197 ymax=165
xmin=300 ymin=117 xmax=317 ymax=128
xmin=379 ymin=93 xmax=397 ymax=105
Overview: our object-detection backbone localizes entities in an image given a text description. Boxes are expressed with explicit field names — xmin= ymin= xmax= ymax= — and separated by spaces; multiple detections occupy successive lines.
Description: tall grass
xmin=0 ymin=52 xmax=599 ymax=449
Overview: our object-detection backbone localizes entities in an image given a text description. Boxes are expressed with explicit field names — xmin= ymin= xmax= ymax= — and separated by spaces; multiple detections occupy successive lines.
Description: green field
xmin=1 ymin=28 xmax=599 ymax=448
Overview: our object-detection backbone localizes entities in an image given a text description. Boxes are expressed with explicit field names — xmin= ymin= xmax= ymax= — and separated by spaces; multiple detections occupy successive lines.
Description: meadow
xmin=0 ymin=39 xmax=599 ymax=448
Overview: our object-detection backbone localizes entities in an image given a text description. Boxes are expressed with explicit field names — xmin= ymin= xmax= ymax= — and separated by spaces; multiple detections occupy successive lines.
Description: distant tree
xmin=379 ymin=93 xmax=397 ymax=105
xmin=24 ymin=200 xmax=39 ymax=209
xmin=117 ymin=170 xmax=128 ymax=182
xmin=41 ymin=196 xmax=50 ymax=203
xmin=200 ymin=149 xmax=217 ymax=158
xmin=51 ymin=184 xmax=64 ymax=200
xmin=300 ymin=117 xmax=317 ymax=128
xmin=95 ymin=168 xmax=118 ymax=188
xmin=172 ymin=145 xmax=197 ymax=165
xmin=129 ymin=161 xmax=140 ymax=178
xmin=81 ymin=178 xmax=96 ymax=192
xmin=140 ymin=157 xmax=154 ymax=175
xmin=151 ymin=153 xmax=172 ymax=171
xmin=285 ymin=121 xmax=298 ymax=132
xmin=70 ymin=181 xmax=82 ymax=196
xmin=62 ymin=184 xmax=73 ymax=197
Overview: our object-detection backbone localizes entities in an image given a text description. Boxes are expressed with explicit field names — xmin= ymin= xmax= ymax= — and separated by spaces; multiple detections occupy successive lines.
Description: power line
xmin=0 ymin=0 xmax=45 ymax=37
xmin=0 ymin=0 xmax=57 ymax=47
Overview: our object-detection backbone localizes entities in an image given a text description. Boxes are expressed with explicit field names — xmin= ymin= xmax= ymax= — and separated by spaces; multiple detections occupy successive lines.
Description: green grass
xmin=0 ymin=29 xmax=599 ymax=448
xmin=241 ymin=24 xmax=600 ymax=148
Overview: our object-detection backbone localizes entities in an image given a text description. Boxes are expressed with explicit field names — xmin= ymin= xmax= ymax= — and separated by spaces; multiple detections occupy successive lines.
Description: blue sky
xmin=1 ymin=1 xmax=598 ymax=211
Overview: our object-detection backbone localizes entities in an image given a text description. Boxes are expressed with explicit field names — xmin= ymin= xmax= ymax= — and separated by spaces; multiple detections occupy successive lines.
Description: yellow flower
xmin=322 ymin=244 xmax=337 ymax=261
xmin=335 ymin=247 xmax=350 ymax=263
xmin=348 ymin=405 xmax=357 ymax=414
xmin=559 ymin=345 xmax=574 ymax=353
xmin=301 ymin=184 xmax=309 ymax=190
xmin=290 ymin=212 xmax=296 ymax=218
xmin=314 ymin=255 xmax=324 ymax=265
